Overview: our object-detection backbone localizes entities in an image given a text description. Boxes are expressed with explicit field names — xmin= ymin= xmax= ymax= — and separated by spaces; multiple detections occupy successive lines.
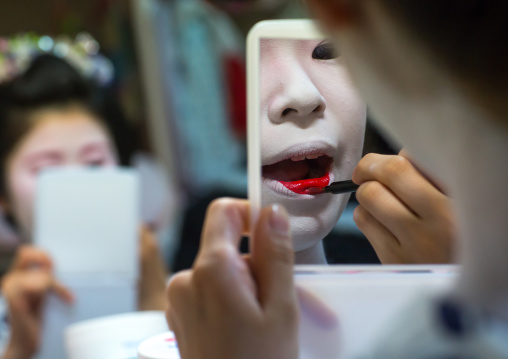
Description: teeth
xmin=290 ymin=154 xmax=321 ymax=161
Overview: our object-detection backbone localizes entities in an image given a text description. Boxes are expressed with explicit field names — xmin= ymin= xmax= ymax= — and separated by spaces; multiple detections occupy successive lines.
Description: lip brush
xmin=311 ymin=180 xmax=359 ymax=195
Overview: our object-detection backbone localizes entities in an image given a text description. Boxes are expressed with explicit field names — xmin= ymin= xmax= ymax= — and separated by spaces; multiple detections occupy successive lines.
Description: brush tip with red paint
xmin=311 ymin=180 xmax=359 ymax=195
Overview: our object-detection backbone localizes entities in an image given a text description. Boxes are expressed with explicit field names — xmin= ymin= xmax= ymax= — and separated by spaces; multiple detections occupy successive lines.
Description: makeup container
xmin=138 ymin=332 xmax=181 ymax=359
xmin=64 ymin=311 xmax=168 ymax=359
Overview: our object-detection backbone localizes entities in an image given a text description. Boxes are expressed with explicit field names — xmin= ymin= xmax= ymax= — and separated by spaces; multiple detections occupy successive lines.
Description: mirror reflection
xmin=259 ymin=35 xmax=456 ymax=266
xmin=260 ymin=38 xmax=367 ymax=264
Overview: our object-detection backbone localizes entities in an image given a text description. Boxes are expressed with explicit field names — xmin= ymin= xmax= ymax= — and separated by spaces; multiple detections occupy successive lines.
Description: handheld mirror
xmin=246 ymin=20 xmax=457 ymax=359
xmin=247 ymin=20 xmax=367 ymax=265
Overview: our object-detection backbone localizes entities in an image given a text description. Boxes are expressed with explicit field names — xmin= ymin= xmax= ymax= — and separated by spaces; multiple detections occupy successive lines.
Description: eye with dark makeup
xmin=85 ymin=156 xmax=107 ymax=167
xmin=312 ymin=41 xmax=339 ymax=60
xmin=87 ymin=161 xmax=104 ymax=168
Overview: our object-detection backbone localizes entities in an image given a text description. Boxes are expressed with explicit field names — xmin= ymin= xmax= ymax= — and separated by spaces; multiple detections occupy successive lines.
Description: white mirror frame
xmin=247 ymin=19 xmax=326 ymax=229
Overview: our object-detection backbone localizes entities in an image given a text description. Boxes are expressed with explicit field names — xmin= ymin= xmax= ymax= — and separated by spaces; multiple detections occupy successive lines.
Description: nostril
xmin=282 ymin=108 xmax=294 ymax=117
xmin=313 ymin=105 xmax=323 ymax=113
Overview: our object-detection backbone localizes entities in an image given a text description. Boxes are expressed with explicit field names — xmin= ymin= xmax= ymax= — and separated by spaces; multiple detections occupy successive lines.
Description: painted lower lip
xmin=263 ymin=173 xmax=335 ymax=198
xmin=279 ymin=174 xmax=331 ymax=195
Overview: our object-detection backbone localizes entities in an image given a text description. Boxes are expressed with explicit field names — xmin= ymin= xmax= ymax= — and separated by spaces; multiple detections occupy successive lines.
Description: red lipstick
xmin=279 ymin=174 xmax=330 ymax=195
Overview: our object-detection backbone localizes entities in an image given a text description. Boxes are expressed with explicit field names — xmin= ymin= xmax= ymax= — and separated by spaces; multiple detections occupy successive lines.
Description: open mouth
xmin=262 ymin=155 xmax=333 ymax=195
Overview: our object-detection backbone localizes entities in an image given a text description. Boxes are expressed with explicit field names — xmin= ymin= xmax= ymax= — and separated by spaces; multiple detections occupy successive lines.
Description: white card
xmin=33 ymin=168 xmax=140 ymax=359
xmin=35 ymin=277 xmax=137 ymax=359
xmin=34 ymin=168 xmax=139 ymax=280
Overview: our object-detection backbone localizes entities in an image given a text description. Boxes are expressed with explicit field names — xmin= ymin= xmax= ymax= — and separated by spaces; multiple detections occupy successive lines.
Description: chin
xmin=262 ymin=187 xmax=349 ymax=252
xmin=290 ymin=216 xmax=333 ymax=252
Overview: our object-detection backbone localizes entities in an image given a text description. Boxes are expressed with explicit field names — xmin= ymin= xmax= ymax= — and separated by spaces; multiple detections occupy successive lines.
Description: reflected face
xmin=5 ymin=107 xmax=117 ymax=238
xmin=260 ymin=39 xmax=366 ymax=252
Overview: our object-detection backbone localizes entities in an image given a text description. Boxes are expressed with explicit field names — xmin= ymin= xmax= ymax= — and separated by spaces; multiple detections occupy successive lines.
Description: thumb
xmin=251 ymin=204 xmax=296 ymax=311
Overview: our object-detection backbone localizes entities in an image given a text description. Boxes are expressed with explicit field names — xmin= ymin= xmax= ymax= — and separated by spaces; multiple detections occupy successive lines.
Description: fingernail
xmin=270 ymin=204 xmax=290 ymax=237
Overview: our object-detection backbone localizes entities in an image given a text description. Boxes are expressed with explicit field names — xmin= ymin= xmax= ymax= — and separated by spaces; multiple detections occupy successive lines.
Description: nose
xmin=268 ymin=66 xmax=326 ymax=124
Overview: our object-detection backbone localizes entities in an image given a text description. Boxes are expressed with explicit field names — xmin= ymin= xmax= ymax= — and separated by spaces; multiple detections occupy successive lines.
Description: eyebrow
xmin=79 ymin=141 xmax=111 ymax=157
xmin=23 ymin=150 xmax=63 ymax=165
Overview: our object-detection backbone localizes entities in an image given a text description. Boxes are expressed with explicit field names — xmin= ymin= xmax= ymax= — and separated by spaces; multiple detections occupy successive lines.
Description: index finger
xmin=353 ymin=153 xmax=448 ymax=218
xmin=51 ymin=279 xmax=75 ymax=304
xmin=3 ymin=270 xmax=73 ymax=305
xmin=11 ymin=246 xmax=53 ymax=272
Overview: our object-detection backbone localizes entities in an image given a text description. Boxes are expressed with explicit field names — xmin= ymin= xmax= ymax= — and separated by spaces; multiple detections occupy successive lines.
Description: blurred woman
xmin=0 ymin=38 xmax=167 ymax=357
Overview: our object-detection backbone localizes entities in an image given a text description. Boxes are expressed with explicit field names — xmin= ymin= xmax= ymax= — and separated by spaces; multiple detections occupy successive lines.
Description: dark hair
xmin=380 ymin=0 xmax=508 ymax=117
xmin=0 ymin=54 xmax=134 ymax=197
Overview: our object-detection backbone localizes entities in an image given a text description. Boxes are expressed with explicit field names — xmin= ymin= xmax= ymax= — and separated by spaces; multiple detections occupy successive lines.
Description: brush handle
xmin=323 ymin=180 xmax=359 ymax=194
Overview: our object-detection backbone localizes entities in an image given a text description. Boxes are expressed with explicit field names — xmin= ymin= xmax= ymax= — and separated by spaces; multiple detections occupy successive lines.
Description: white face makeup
xmin=248 ymin=21 xmax=366 ymax=264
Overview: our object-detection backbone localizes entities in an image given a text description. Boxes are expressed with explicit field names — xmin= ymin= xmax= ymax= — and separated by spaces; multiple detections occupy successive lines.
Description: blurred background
xmin=0 ymin=0 xmax=396 ymax=272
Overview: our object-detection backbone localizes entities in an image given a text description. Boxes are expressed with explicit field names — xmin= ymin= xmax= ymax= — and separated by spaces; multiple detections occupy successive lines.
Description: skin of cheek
xmin=5 ymin=165 xmax=36 ymax=240
xmin=260 ymin=39 xmax=366 ymax=252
